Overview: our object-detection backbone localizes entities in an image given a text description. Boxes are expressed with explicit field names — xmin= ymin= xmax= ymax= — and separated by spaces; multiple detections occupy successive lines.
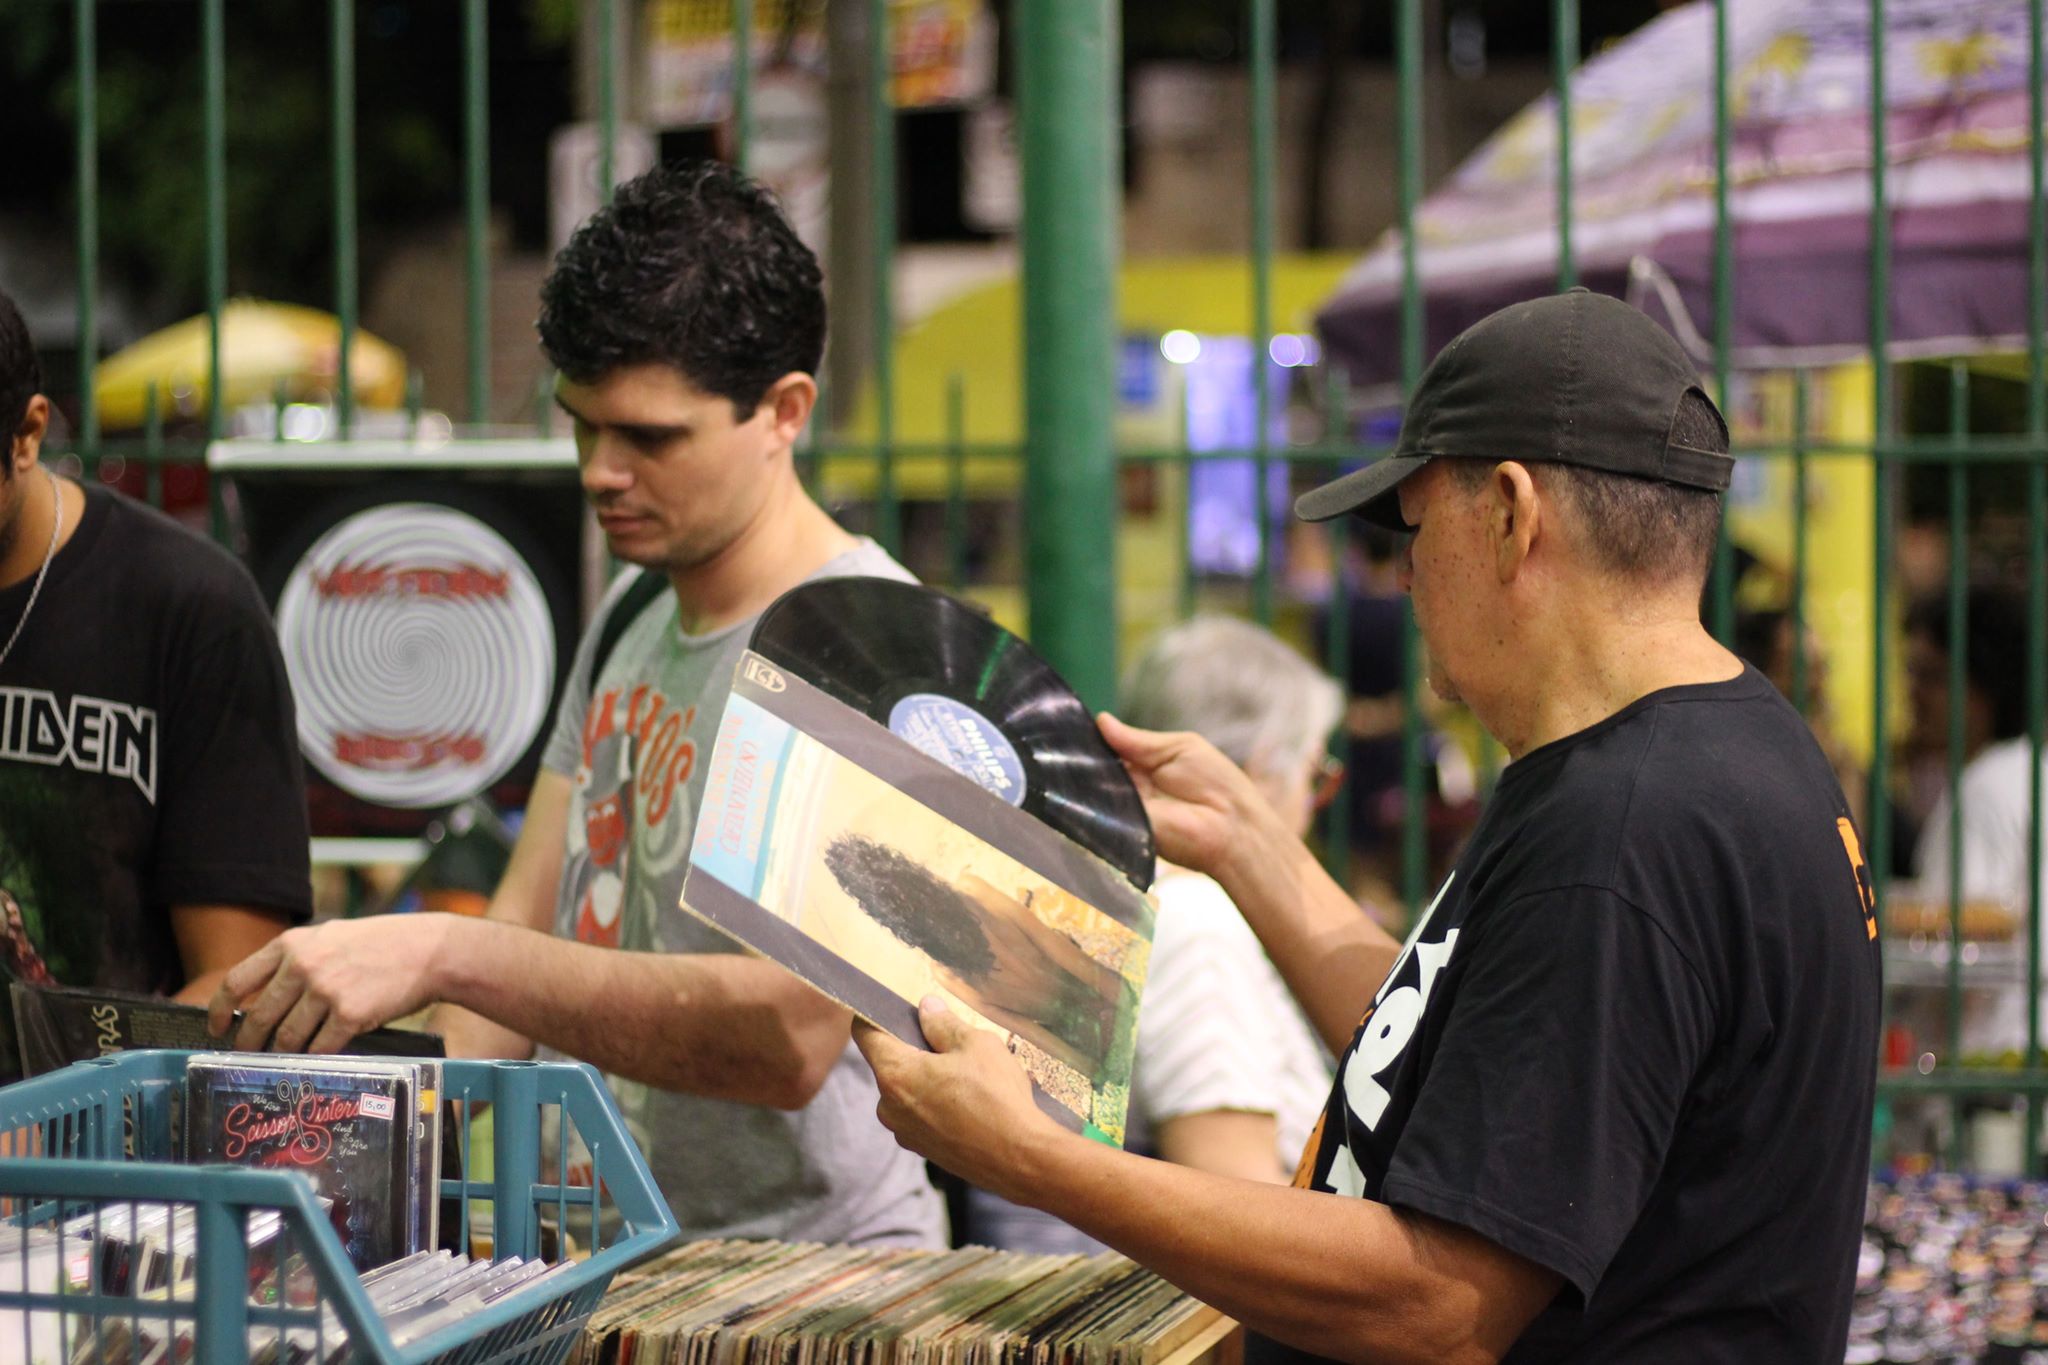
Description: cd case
xmin=682 ymin=651 xmax=1156 ymax=1144
xmin=183 ymin=1054 xmax=441 ymax=1274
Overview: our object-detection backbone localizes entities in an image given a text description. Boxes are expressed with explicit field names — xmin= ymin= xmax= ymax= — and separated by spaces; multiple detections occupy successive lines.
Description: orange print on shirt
xmin=582 ymin=684 xmax=699 ymax=828
xmin=1291 ymin=1110 xmax=1329 ymax=1189
xmin=1837 ymin=817 xmax=1878 ymax=941
xmin=1291 ymin=1001 xmax=1379 ymax=1189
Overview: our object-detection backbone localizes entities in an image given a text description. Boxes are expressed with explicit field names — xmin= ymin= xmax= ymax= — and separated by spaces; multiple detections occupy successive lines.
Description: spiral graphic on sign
xmin=275 ymin=503 xmax=557 ymax=808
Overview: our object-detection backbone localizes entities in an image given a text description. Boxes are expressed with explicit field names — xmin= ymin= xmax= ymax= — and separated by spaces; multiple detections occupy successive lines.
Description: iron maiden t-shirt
xmin=0 ymin=485 xmax=310 ymax=993
xmin=1276 ymin=668 xmax=1880 ymax=1363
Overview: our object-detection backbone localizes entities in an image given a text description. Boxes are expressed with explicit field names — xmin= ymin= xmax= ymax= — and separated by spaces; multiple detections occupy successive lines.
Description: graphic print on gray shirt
xmin=539 ymin=541 xmax=945 ymax=1247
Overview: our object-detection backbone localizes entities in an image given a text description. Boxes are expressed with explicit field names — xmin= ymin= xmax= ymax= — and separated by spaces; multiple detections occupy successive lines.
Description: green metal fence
xmin=38 ymin=0 xmax=2048 ymax=1171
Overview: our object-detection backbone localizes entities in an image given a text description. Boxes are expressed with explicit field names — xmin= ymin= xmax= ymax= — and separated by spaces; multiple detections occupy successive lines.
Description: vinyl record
xmin=750 ymin=578 xmax=1155 ymax=891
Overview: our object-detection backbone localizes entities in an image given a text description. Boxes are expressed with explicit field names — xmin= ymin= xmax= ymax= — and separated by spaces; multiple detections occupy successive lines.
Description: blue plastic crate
xmin=0 ymin=1052 xmax=680 ymax=1365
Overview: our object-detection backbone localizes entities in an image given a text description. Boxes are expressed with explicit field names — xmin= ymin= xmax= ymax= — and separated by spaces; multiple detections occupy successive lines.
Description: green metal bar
xmin=406 ymin=368 xmax=425 ymax=438
xmin=945 ymin=374 xmax=967 ymax=592
xmin=143 ymin=383 xmax=162 ymax=508
xmin=1551 ymin=0 xmax=1576 ymax=290
xmin=1322 ymin=362 xmax=1353 ymax=885
xmin=203 ymin=0 xmax=226 ymax=445
xmin=806 ymin=436 xmax=2048 ymax=466
xmin=1881 ymin=1072 xmax=2048 ymax=1098
xmin=74 ymin=0 xmax=98 ymax=458
xmin=870 ymin=0 xmax=899 ymax=557
xmin=1397 ymin=0 xmax=1427 ymax=914
xmin=1478 ymin=732 xmax=1503 ymax=792
xmin=1323 ymin=526 xmax=1354 ymax=885
xmin=332 ymin=0 xmax=357 ymax=437
xmin=598 ymin=0 xmax=617 ymax=202
xmin=1708 ymin=0 xmax=1734 ymax=644
xmin=1790 ymin=372 xmax=1811 ymax=714
xmin=1178 ymin=455 xmax=1196 ymax=620
xmin=1867 ymin=0 xmax=1892 ymax=923
xmin=2024 ymin=0 xmax=2045 ymax=1160
xmin=1017 ymin=0 xmax=1119 ymax=709
xmin=733 ymin=0 xmax=753 ymax=172
xmin=1250 ymin=0 xmax=1276 ymax=627
xmin=1945 ymin=362 xmax=1967 ymax=1083
xmin=799 ymin=371 xmax=823 ymax=488
xmin=464 ymin=0 xmax=490 ymax=425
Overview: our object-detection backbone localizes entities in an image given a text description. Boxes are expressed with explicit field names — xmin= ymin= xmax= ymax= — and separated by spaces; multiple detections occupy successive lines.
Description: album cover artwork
xmin=682 ymin=652 xmax=1156 ymax=1145
xmin=183 ymin=1056 xmax=424 ymax=1273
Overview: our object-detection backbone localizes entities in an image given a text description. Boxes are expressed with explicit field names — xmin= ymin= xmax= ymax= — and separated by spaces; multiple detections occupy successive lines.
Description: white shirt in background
xmin=1912 ymin=737 xmax=2048 ymax=1057
xmin=1131 ymin=866 xmax=1334 ymax=1173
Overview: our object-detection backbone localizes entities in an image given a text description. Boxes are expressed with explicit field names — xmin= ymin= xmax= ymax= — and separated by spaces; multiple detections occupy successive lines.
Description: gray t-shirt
xmin=538 ymin=539 xmax=945 ymax=1247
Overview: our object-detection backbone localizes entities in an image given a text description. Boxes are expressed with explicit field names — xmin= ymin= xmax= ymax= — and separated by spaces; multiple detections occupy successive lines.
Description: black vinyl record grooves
xmin=750 ymin=578 xmax=1156 ymax=891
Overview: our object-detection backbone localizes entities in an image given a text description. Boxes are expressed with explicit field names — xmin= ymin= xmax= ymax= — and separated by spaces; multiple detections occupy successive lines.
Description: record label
xmin=886 ymin=693 xmax=1028 ymax=808
xmin=750 ymin=577 xmax=1156 ymax=890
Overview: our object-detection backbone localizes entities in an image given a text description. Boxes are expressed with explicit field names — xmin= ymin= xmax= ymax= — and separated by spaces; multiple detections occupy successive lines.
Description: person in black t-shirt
xmin=856 ymin=290 xmax=1882 ymax=1363
xmin=0 ymin=287 xmax=311 ymax=999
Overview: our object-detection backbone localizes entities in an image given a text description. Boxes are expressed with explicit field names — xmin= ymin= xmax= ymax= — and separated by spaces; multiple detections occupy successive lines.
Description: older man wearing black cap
xmin=856 ymin=290 xmax=1881 ymax=1363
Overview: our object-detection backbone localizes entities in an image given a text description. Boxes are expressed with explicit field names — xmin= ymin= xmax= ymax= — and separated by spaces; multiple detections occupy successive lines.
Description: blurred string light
xmin=1161 ymin=330 xmax=1318 ymax=368
xmin=1267 ymin=334 xmax=1318 ymax=368
xmin=1159 ymin=330 xmax=1202 ymax=365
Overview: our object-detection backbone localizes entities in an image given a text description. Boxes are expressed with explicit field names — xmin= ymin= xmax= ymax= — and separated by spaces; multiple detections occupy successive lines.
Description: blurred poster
xmin=642 ymin=0 xmax=994 ymax=129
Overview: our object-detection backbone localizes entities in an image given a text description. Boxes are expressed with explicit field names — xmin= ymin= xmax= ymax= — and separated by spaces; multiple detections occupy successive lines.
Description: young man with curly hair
xmin=210 ymin=161 xmax=944 ymax=1248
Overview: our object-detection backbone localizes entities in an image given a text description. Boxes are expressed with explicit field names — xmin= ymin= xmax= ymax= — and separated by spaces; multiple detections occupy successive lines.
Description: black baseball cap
xmin=1296 ymin=288 xmax=1733 ymax=530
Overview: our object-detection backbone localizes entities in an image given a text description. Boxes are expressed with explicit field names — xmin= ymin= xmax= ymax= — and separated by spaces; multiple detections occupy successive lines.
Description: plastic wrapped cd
xmin=750 ymin=578 xmax=1156 ymax=890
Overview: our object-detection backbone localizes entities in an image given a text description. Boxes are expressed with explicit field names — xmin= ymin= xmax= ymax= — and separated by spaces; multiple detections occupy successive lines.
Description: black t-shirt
xmin=1280 ymin=667 xmax=1880 ymax=1363
xmin=0 ymin=484 xmax=311 ymax=992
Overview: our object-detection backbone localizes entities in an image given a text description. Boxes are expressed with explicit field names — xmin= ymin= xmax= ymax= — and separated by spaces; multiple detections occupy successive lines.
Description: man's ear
xmin=9 ymin=395 xmax=50 ymax=474
xmin=760 ymin=372 xmax=818 ymax=455
xmin=1491 ymin=460 xmax=1541 ymax=583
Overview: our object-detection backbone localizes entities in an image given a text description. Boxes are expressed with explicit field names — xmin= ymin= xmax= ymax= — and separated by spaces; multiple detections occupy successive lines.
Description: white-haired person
xmin=964 ymin=616 xmax=1342 ymax=1250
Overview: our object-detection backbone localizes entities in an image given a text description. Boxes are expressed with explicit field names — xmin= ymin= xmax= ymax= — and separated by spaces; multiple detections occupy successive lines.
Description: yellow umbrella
xmin=93 ymin=299 xmax=408 ymax=431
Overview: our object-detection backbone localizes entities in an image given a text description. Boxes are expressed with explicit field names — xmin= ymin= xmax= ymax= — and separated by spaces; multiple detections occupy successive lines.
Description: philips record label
xmin=750 ymin=578 xmax=1155 ymax=889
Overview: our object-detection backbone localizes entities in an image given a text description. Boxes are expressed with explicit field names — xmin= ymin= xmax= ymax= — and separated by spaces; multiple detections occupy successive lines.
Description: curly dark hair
xmin=537 ymin=159 xmax=825 ymax=416
xmin=823 ymin=834 xmax=996 ymax=977
xmin=1 ymin=287 xmax=43 ymax=479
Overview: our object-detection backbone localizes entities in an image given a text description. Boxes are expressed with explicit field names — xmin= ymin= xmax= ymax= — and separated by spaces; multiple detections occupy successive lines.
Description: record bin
xmin=0 ymin=1052 xmax=679 ymax=1365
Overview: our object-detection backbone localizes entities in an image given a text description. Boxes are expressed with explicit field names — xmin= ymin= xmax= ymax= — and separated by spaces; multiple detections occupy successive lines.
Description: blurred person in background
xmin=1903 ymin=586 xmax=2048 ymax=1057
xmin=0 ymin=285 xmax=309 ymax=1006
xmin=1120 ymin=617 xmax=1342 ymax=1180
xmin=1310 ymin=528 xmax=1411 ymax=913
xmin=964 ymin=616 xmax=1341 ymax=1252
xmin=1733 ymin=608 xmax=1866 ymax=827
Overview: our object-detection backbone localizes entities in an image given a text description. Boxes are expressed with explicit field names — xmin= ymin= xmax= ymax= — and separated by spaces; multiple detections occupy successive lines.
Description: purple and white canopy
xmin=1317 ymin=0 xmax=2042 ymax=387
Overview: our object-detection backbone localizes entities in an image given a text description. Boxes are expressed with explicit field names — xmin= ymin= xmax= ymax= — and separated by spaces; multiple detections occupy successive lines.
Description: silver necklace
xmin=0 ymin=467 xmax=64 ymax=671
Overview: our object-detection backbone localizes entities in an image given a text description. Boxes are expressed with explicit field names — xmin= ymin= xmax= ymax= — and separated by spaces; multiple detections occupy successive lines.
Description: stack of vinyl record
xmin=571 ymin=1240 xmax=1233 ymax=1365
xmin=1855 ymin=1175 xmax=2048 ymax=1362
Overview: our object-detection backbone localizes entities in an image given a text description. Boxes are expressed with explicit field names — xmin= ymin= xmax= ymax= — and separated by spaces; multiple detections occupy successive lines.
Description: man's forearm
xmin=433 ymin=917 xmax=848 ymax=1108
xmin=1006 ymin=1133 xmax=1538 ymax=1365
xmin=1212 ymin=817 xmax=1401 ymax=1052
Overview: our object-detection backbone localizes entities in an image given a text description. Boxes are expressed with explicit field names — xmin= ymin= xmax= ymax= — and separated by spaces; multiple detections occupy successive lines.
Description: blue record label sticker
xmin=887 ymin=692 xmax=1028 ymax=807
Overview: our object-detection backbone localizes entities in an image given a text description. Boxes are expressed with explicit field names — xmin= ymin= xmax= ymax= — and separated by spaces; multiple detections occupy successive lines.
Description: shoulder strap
xmin=587 ymin=571 xmax=670 ymax=694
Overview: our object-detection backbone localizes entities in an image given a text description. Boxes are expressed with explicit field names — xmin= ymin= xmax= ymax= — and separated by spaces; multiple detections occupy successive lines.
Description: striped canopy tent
xmin=1316 ymin=0 xmax=2042 ymax=388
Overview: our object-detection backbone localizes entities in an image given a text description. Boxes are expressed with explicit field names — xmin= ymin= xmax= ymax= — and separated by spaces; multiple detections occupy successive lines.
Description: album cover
xmin=183 ymin=1055 xmax=425 ymax=1273
xmin=682 ymin=652 xmax=1156 ymax=1144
